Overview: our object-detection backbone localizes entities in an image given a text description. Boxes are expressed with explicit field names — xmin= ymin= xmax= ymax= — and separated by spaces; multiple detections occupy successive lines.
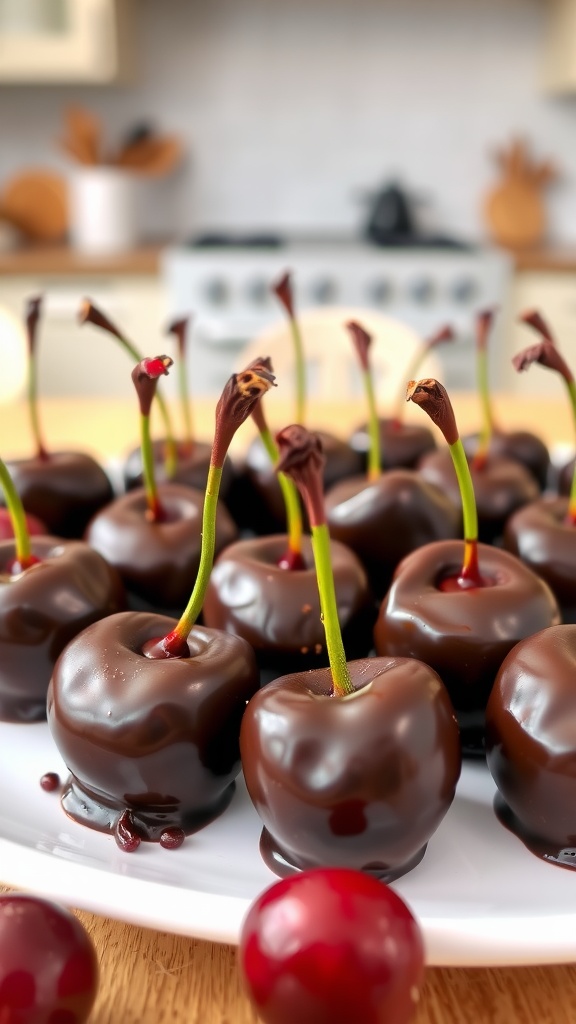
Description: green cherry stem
xmin=514 ymin=319 xmax=576 ymax=524
xmin=251 ymin=401 xmax=304 ymax=567
xmin=276 ymin=424 xmax=354 ymax=697
xmin=346 ymin=321 xmax=381 ymax=481
xmin=25 ymin=297 xmax=48 ymax=461
xmin=79 ymin=299 xmax=178 ymax=478
xmin=143 ymin=360 xmax=276 ymax=659
xmin=0 ymin=458 xmax=38 ymax=572
xmin=132 ymin=355 xmax=174 ymax=522
xmin=473 ymin=310 xmax=496 ymax=470
xmin=407 ymin=378 xmax=483 ymax=588
xmin=391 ymin=324 xmax=454 ymax=426
xmin=272 ymin=272 xmax=306 ymax=424
xmin=167 ymin=316 xmax=194 ymax=451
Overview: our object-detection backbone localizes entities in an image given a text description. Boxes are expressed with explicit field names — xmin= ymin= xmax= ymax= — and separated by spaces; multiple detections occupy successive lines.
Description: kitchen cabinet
xmin=0 ymin=0 xmax=134 ymax=84
xmin=541 ymin=0 xmax=576 ymax=92
xmin=0 ymin=269 xmax=167 ymax=397
xmin=500 ymin=266 xmax=576 ymax=395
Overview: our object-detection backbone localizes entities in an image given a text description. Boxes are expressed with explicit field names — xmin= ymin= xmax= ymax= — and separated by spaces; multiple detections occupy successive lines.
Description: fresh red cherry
xmin=0 ymin=893 xmax=99 ymax=1023
xmin=239 ymin=868 xmax=424 ymax=1024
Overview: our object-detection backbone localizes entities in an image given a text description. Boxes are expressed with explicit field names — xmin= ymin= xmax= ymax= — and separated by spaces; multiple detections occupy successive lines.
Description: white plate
xmin=0 ymin=721 xmax=575 ymax=967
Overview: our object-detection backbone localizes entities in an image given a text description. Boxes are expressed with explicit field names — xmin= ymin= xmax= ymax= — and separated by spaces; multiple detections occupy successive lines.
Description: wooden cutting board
xmin=0 ymin=169 xmax=68 ymax=242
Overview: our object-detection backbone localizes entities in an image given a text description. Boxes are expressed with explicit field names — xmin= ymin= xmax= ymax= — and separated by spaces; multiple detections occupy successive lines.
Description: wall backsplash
xmin=1 ymin=0 xmax=575 ymax=245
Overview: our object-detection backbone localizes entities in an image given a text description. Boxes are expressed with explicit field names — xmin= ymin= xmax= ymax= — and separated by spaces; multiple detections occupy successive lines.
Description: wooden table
xmin=1 ymin=393 xmax=575 ymax=1024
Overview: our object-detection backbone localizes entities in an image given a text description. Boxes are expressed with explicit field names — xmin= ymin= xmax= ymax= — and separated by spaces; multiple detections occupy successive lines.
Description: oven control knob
xmin=367 ymin=278 xmax=393 ymax=305
xmin=408 ymin=277 xmax=435 ymax=304
xmin=202 ymin=277 xmax=229 ymax=306
xmin=245 ymin=277 xmax=269 ymax=306
xmin=310 ymin=277 xmax=337 ymax=304
xmin=450 ymin=276 xmax=477 ymax=304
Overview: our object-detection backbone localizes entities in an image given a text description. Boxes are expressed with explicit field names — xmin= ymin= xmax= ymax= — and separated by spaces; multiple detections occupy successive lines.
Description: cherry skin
xmin=239 ymin=868 xmax=424 ymax=1024
xmin=0 ymin=893 xmax=99 ymax=1024
xmin=0 ymin=507 xmax=46 ymax=540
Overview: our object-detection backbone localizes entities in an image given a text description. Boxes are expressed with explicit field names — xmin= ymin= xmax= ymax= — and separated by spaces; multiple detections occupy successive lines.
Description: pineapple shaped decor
xmin=483 ymin=137 xmax=557 ymax=250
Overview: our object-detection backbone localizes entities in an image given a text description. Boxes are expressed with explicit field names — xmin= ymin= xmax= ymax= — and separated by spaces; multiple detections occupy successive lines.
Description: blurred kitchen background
xmin=1 ymin=0 xmax=576 ymax=400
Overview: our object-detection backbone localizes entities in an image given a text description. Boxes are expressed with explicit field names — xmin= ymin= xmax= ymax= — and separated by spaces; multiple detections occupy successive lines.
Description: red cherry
xmin=239 ymin=868 xmax=424 ymax=1024
xmin=0 ymin=894 xmax=98 ymax=1024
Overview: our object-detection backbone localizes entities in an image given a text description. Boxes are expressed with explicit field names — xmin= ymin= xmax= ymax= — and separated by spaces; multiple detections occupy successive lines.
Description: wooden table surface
xmin=1 ymin=393 xmax=575 ymax=1024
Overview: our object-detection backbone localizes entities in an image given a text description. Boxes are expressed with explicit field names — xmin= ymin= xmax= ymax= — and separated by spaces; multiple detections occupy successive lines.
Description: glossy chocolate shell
xmin=463 ymin=430 xmax=550 ymax=491
xmin=203 ymin=534 xmax=373 ymax=669
xmin=504 ymin=496 xmax=576 ymax=623
xmin=486 ymin=624 xmax=576 ymax=868
xmin=374 ymin=540 xmax=560 ymax=748
xmin=123 ymin=438 xmax=235 ymax=499
xmin=0 ymin=536 xmax=125 ymax=723
xmin=48 ymin=612 xmax=259 ymax=840
xmin=350 ymin=418 xmax=436 ymax=471
xmin=85 ymin=482 xmax=237 ymax=610
xmin=240 ymin=656 xmax=461 ymax=880
xmin=2 ymin=452 xmax=114 ymax=539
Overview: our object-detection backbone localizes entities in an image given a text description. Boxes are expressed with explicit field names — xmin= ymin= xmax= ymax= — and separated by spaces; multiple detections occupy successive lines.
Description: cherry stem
xmin=346 ymin=322 xmax=380 ymax=480
xmin=146 ymin=360 xmax=276 ymax=658
xmin=391 ymin=324 xmax=454 ymax=425
xmin=473 ymin=311 xmax=495 ymax=470
xmin=254 ymin=408 xmax=303 ymax=562
xmin=276 ymin=424 xmax=353 ymax=697
xmin=407 ymin=377 xmax=482 ymax=587
xmin=449 ymin=438 xmax=480 ymax=582
xmin=25 ymin=297 xmax=48 ymax=461
xmin=168 ymin=317 xmax=194 ymax=450
xmin=0 ymin=458 xmax=35 ymax=569
xmin=515 ymin=319 xmax=576 ymax=522
xmin=141 ymin=413 xmax=164 ymax=521
xmin=79 ymin=299 xmax=178 ymax=478
xmin=273 ymin=272 xmax=306 ymax=424
xmin=132 ymin=356 xmax=173 ymax=522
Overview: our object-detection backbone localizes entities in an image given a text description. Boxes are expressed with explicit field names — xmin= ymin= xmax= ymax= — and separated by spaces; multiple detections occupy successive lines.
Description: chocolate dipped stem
xmin=25 ymin=297 xmax=48 ymax=461
xmin=132 ymin=355 xmax=173 ymax=522
xmin=252 ymin=402 xmax=304 ymax=568
xmin=273 ymin=272 xmax=306 ymax=424
xmin=391 ymin=324 xmax=454 ymax=426
xmin=514 ymin=322 xmax=576 ymax=522
xmin=0 ymin=458 xmax=37 ymax=571
xmin=145 ymin=360 xmax=276 ymax=659
xmin=79 ymin=299 xmax=178 ymax=477
xmin=276 ymin=425 xmax=354 ymax=697
xmin=167 ymin=317 xmax=194 ymax=450
xmin=407 ymin=378 xmax=482 ymax=587
xmin=347 ymin=321 xmax=380 ymax=481
xmin=473 ymin=310 xmax=496 ymax=470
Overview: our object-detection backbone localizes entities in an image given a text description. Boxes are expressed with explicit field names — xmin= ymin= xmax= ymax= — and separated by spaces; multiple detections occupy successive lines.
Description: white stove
xmin=162 ymin=240 xmax=512 ymax=395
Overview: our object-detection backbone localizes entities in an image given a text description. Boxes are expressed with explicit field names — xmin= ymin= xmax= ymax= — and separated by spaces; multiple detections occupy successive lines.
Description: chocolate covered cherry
xmin=0 ymin=535 xmax=125 ymax=723
xmin=0 ymin=893 xmax=99 ymax=1024
xmin=48 ymin=360 xmax=275 ymax=844
xmin=504 ymin=496 xmax=576 ymax=623
xmin=376 ymin=379 xmax=560 ymax=751
xmin=241 ymin=424 xmax=460 ymax=880
xmin=48 ymin=611 xmax=258 ymax=838
xmin=486 ymin=624 xmax=576 ymax=867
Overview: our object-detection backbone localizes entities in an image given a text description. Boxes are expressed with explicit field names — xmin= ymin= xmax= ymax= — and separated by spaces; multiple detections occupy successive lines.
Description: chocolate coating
xmin=0 ymin=536 xmax=125 ymax=723
xmin=85 ymin=482 xmax=237 ymax=611
xmin=235 ymin=431 xmax=362 ymax=534
xmin=2 ymin=452 xmax=114 ymax=539
xmin=123 ymin=438 xmax=235 ymax=499
xmin=240 ymin=657 xmax=461 ymax=879
xmin=558 ymin=456 xmax=575 ymax=497
xmin=504 ymin=496 xmax=576 ymax=622
xmin=463 ymin=430 xmax=550 ymax=491
xmin=350 ymin=418 xmax=437 ymax=471
xmin=418 ymin=449 xmax=539 ymax=544
xmin=325 ymin=470 xmax=460 ymax=597
xmin=48 ymin=611 xmax=259 ymax=840
xmin=374 ymin=540 xmax=560 ymax=748
xmin=202 ymin=534 xmax=374 ymax=669
xmin=486 ymin=624 xmax=576 ymax=867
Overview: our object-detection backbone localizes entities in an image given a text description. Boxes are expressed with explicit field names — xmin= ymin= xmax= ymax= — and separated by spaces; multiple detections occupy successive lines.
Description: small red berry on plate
xmin=239 ymin=868 xmax=424 ymax=1024
xmin=0 ymin=893 xmax=98 ymax=1023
